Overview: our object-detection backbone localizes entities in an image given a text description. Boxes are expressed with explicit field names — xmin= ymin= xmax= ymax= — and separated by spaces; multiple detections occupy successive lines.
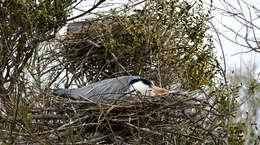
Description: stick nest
xmin=1 ymin=90 xmax=226 ymax=144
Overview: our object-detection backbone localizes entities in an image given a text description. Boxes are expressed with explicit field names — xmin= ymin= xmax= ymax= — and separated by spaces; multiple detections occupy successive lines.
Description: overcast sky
xmin=209 ymin=0 xmax=260 ymax=74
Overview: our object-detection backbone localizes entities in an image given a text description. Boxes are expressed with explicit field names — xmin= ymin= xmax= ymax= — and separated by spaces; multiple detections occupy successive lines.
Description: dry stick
xmin=106 ymin=119 xmax=117 ymax=142
xmin=95 ymin=107 xmax=105 ymax=134
xmin=9 ymin=85 xmax=20 ymax=142
xmin=55 ymin=115 xmax=89 ymax=131
xmin=125 ymin=123 xmax=162 ymax=136
xmin=95 ymin=104 xmax=117 ymax=133
xmin=57 ymin=135 xmax=110 ymax=145
xmin=48 ymin=68 xmax=66 ymax=88
xmin=67 ymin=0 xmax=106 ymax=22
xmin=1 ymin=122 xmax=98 ymax=137
xmin=110 ymin=52 xmax=131 ymax=75
xmin=209 ymin=20 xmax=231 ymax=145
xmin=36 ymin=116 xmax=90 ymax=136
xmin=163 ymin=128 xmax=204 ymax=141
xmin=4 ymin=114 xmax=65 ymax=120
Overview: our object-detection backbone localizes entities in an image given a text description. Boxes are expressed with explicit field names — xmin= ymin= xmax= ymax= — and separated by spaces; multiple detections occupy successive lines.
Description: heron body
xmin=53 ymin=76 xmax=168 ymax=103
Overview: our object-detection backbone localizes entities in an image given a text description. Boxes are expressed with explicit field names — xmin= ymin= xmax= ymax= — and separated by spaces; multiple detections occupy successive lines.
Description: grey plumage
xmin=53 ymin=76 xmax=140 ymax=103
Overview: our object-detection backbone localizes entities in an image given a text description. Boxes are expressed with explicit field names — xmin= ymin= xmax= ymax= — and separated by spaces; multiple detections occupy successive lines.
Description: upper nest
xmin=55 ymin=20 xmax=177 ymax=85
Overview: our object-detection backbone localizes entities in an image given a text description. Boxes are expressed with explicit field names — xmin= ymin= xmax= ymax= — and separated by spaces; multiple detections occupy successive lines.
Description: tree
xmin=0 ymin=1 xmax=73 ymax=143
xmin=0 ymin=0 xmax=104 ymax=143
xmin=0 ymin=0 xmax=245 ymax=144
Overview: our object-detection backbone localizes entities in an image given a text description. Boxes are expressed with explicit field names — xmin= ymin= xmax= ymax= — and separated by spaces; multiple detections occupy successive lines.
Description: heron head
xmin=129 ymin=78 xmax=168 ymax=96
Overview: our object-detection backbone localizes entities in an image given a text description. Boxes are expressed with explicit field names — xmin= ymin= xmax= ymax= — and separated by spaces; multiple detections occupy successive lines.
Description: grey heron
xmin=53 ymin=76 xmax=168 ymax=103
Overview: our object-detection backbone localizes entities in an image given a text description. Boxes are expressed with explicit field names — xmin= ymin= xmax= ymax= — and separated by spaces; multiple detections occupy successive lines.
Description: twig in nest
xmin=125 ymin=123 xmax=162 ymax=136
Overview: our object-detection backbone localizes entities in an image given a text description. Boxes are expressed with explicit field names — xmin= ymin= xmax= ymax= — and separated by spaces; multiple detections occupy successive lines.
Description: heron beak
xmin=152 ymin=86 xmax=169 ymax=94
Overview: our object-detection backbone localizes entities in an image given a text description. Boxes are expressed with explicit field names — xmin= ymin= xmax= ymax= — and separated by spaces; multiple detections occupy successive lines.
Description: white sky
xmin=209 ymin=0 xmax=260 ymax=74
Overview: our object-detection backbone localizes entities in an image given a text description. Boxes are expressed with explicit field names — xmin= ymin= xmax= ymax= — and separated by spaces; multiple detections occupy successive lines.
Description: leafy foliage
xmin=59 ymin=0 xmax=218 ymax=91
xmin=0 ymin=0 xmax=71 ymax=96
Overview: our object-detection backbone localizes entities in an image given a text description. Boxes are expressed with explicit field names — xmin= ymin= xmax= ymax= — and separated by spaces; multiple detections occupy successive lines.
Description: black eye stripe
xmin=129 ymin=78 xmax=153 ymax=87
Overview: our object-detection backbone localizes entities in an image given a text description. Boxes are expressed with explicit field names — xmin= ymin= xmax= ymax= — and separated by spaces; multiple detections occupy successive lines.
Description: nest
xmin=59 ymin=21 xmax=130 ymax=81
xmin=57 ymin=21 xmax=173 ymax=84
xmin=1 ymin=90 xmax=226 ymax=144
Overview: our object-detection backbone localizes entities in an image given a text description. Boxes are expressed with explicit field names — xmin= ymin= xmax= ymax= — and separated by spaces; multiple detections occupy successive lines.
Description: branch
xmin=67 ymin=0 xmax=106 ymax=22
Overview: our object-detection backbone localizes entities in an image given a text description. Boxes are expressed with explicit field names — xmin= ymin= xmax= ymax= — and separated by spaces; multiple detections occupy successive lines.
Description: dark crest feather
xmin=129 ymin=78 xmax=152 ymax=87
